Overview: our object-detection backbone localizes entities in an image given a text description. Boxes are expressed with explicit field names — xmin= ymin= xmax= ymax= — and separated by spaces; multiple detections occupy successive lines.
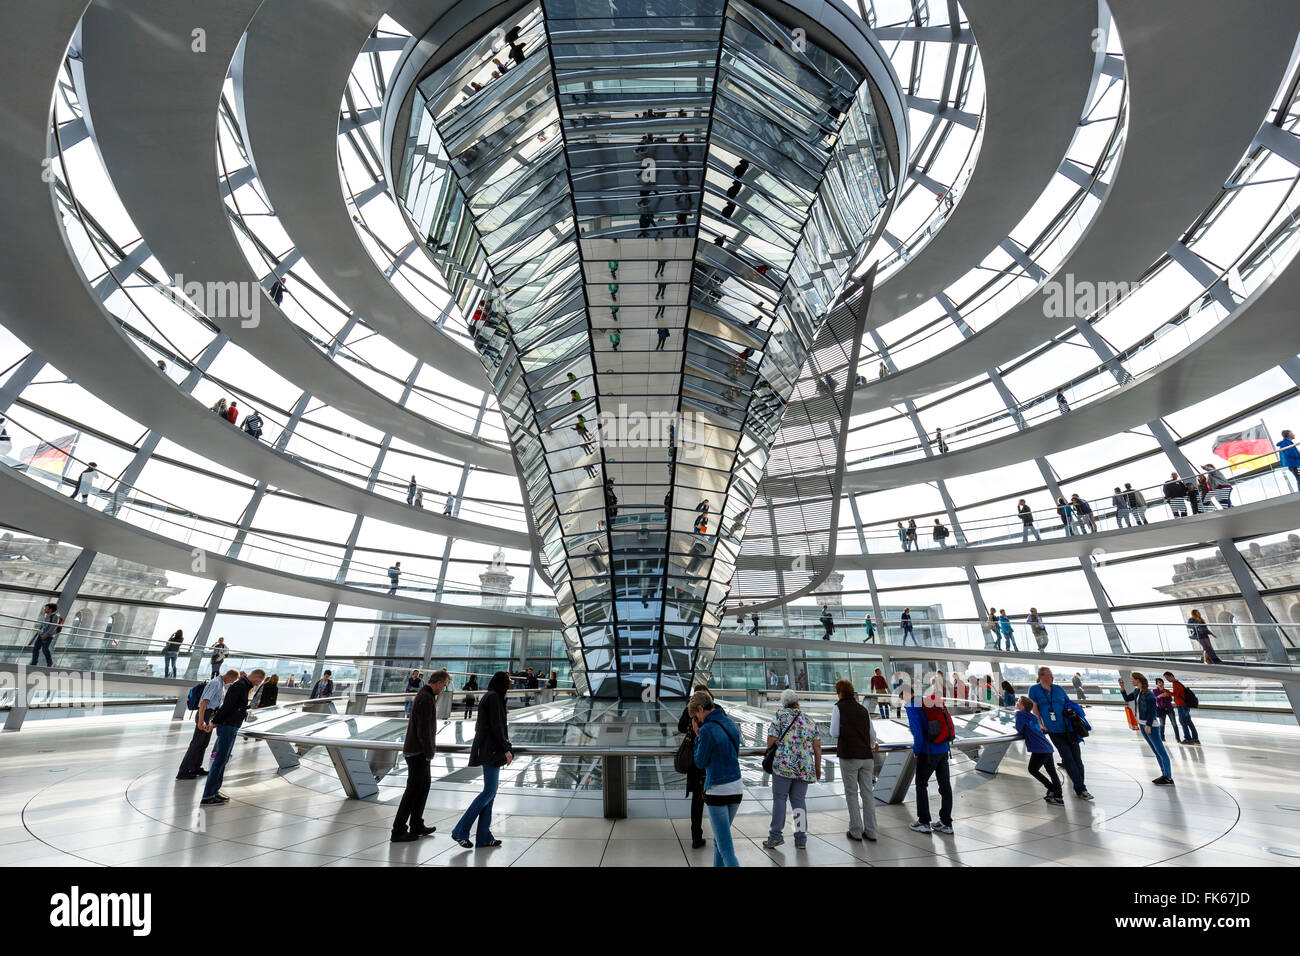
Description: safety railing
xmin=0 ymin=610 xmax=569 ymax=692
xmin=720 ymin=612 xmax=1300 ymax=666
xmin=0 ymin=408 xmax=547 ymax=605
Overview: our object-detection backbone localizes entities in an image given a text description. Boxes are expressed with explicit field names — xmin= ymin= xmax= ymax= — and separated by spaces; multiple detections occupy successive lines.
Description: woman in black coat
xmin=451 ymin=671 xmax=513 ymax=849
xmin=257 ymin=674 xmax=279 ymax=708
xmin=462 ymin=673 xmax=479 ymax=718
xmin=678 ymin=690 xmax=708 ymax=849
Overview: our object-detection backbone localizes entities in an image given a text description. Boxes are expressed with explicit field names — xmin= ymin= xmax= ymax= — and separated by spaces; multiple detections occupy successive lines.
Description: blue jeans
xmin=1175 ymin=705 xmax=1199 ymax=742
xmin=1143 ymin=727 xmax=1172 ymax=779
xmin=901 ymin=626 xmax=916 ymax=645
xmin=1002 ymin=631 xmax=1018 ymax=651
xmin=164 ymin=652 xmax=177 ymax=678
xmin=877 ymin=701 xmax=890 ymax=720
xmin=201 ymin=724 xmax=239 ymax=799
xmin=706 ymin=802 xmax=739 ymax=867
xmin=453 ymin=763 xmax=500 ymax=846
xmin=30 ymin=638 xmax=52 ymax=666
xmin=1158 ymin=709 xmax=1179 ymax=741
xmin=769 ymin=774 xmax=809 ymax=847
xmin=1048 ymin=731 xmax=1086 ymax=794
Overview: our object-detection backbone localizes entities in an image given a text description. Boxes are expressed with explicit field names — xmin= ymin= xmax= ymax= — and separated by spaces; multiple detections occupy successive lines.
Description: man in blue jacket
xmin=906 ymin=685 xmax=954 ymax=834
xmin=1028 ymin=666 xmax=1093 ymax=800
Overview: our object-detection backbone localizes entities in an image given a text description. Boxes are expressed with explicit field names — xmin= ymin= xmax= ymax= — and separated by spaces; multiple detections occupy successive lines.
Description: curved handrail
xmin=0 ymin=406 xmax=542 ymax=601
xmin=743 ymin=450 xmax=1295 ymax=554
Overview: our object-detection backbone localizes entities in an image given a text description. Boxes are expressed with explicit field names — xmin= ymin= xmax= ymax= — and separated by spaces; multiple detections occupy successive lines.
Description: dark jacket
xmin=678 ymin=704 xmax=706 ymax=794
xmin=834 ymin=696 xmax=874 ymax=760
xmin=258 ymin=682 xmax=279 ymax=708
xmin=1162 ymin=479 xmax=1187 ymax=500
xmin=693 ymin=707 xmax=742 ymax=793
xmin=1014 ymin=709 xmax=1053 ymax=754
xmin=404 ymin=684 xmax=438 ymax=758
xmin=163 ymin=631 xmax=183 ymax=654
xmin=468 ymin=689 xmax=511 ymax=767
xmin=1018 ymin=503 xmax=1034 ymax=526
xmin=213 ymin=676 xmax=253 ymax=728
xmin=35 ymin=611 xmax=60 ymax=640
xmin=310 ymin=678 xmax=334 ymax=699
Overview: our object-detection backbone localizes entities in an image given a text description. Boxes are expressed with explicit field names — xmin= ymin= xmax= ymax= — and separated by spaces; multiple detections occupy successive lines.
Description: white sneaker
xmin=934 ymin=823 xmax=954 ymax=834
xmin=909 ymin=821 xmax=932 ymax=833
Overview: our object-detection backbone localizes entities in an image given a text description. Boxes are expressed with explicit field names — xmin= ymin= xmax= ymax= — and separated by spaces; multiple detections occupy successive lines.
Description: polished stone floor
xmin=1 ymin=707 xmax=1297 ymax=867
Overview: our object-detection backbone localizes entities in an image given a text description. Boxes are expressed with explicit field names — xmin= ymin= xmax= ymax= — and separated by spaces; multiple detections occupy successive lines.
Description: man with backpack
xmin=819 ymin=605 xmax=835 ymax=640
xmin=1028 ymin=666 xmax=1094 ymax=800
xmin=176 ymin=669 xmax=237 ymax=779
xmin=209 ymin=637 xmax=228 ymax=677
xmin=906 ymin=678 xmax=955 ymax=834
xmin=1162 ymin=671 xmax=1201 ymax=745
xmin=162 ymin=629 xmax=184 ymax=678
xmin=28 ymin=603 xmax=61 ymax=666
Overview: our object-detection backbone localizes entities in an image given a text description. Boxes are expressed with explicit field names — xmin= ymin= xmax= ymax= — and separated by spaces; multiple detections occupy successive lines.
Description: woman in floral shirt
xmin=762 ymin=689 xmax=822 ymax=850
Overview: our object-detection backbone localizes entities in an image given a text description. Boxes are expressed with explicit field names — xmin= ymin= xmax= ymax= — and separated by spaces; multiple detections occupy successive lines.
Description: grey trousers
xmin=840 ymin=757 xmax=878 ymax=839
xmin=769 ymin=774 xmax=810 ymax=846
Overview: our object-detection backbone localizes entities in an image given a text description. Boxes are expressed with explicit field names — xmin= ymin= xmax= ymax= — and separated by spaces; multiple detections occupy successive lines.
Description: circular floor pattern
xmin=6 ymin=709 xmax=1296 ymax=867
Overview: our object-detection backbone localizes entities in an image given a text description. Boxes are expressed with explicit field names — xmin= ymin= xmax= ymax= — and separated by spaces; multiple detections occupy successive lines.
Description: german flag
xmin=1212 ymin=424 xmax=1276 ymax=473
xmin=19 ymin=434 xmax=76 ymax=478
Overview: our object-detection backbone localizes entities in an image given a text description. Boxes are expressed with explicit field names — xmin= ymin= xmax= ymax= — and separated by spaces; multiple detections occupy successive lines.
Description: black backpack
xmin=675 ymin=730 xmax=696 ymax=774
xmin=186 ymin=681 xmax=206 ymax=710
xmin=1183 ymin=686 xmax=1199 ymax=708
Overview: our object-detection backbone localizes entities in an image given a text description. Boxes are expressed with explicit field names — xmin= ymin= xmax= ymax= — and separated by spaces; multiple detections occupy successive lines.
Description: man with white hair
xmin=1028 ymin=666 xmax=1093 ymax=801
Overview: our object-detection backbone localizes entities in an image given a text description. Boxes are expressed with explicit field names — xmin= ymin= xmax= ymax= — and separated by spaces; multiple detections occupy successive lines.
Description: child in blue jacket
xmin=1015 ymin=696 xmax=1063 ymax=804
